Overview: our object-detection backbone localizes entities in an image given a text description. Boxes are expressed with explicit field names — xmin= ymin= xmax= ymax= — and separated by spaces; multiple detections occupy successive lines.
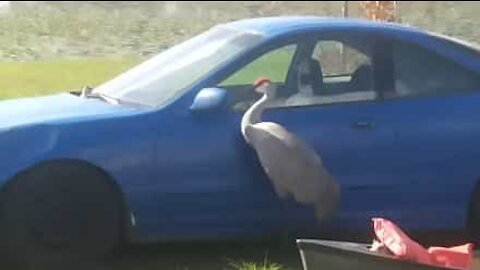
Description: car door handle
xmin=352 ymin=121 xmax=376 ymax=130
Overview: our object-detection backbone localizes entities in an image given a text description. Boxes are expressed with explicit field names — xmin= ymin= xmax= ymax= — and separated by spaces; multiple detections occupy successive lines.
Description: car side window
xmin=221 ymin=45 xmax=297 ymax=86
xmin=218 ymin=44 xmax=297 ymax=111
xmin=314 ymin=40 xmax=371 ymax=77
xmin=386 ymin=41 xmax=480 ymax=99
xmin=283 ymin=38 xmax=376 ymax=107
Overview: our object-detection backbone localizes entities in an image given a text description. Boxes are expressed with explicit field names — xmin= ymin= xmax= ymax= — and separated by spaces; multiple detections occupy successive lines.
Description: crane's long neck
xmin=241 ymin=94 xmax=269 ymax=142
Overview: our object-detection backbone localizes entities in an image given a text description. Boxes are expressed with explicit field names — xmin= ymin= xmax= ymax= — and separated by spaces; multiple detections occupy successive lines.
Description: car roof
xmin=221 ymin=16 xmax=480 ymax=73
xmin=223 ymin=16 xmax=425 ymax=37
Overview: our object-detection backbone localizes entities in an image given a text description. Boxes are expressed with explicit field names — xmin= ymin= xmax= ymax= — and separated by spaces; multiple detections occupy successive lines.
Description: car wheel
xmin=0 ymin=162 xmax=123 ymax=269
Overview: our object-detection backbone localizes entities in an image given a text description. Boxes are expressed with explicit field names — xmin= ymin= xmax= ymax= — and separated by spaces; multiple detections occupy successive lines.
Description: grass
xmin=3 ymin=2 xmax=480 ymax=100
xmin=97 ymin=232 xmax=475 ymax=270
xmin=100 ymin=240 xmax=302 ymax=270
xmin=227 ymin=252 xmax=291 ymax=270
xmin=1 ymin=240 xmax=302 ymax=270
xmin=0 ymin=58 xmax=139 ymax=100
xmin=0 ymin=2 xmax=213 ymax=61
xmin=2 ymin=2 xmax=480 ymax=63
xmin=228 ymin=261 xmax=287 ymax=270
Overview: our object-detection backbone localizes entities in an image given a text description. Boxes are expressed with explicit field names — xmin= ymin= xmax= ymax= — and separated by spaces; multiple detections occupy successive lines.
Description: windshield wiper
xmin=80 ymin=85 xmax=94 ymax=98
xmin=80 ymin=86 xmax=120 ymax=105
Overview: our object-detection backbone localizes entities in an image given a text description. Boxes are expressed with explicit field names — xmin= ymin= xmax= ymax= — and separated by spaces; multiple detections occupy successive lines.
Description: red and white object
xmin=372 ymin=218 xmax=474 ymax=270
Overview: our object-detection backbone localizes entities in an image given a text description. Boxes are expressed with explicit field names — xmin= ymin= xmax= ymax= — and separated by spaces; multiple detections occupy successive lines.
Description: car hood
xmin=0 ymin=93 xmax=142 ymax=130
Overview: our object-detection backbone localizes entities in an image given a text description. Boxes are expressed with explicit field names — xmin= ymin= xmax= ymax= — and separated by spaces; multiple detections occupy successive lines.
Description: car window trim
xmin=228 ymin=31 xmax=388 ymax=113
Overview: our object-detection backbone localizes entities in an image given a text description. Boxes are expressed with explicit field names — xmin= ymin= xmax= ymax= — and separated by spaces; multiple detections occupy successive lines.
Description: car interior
xmin=227 ymin=37 xmax=378 ymax=112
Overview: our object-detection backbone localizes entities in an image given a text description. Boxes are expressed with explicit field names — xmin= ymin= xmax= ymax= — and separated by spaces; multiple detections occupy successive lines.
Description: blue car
xmin=1 ymin=16 xmax=480 ymax=260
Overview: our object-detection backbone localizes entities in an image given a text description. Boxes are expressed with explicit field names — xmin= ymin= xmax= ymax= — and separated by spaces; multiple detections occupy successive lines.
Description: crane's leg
xmin=279 ymin=197 xmax=296 ymax=247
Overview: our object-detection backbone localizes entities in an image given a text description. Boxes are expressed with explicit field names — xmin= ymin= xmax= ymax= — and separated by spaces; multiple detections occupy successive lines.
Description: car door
xmin=217 ymin=31 xmax=401 ymax=234
xmin=263 ymin=33 xmax=402 ymax=233
xmin=149 ymin=43 xmax=302 ymax=239
xmin=369 ymin=37 xmax=480 ymax=231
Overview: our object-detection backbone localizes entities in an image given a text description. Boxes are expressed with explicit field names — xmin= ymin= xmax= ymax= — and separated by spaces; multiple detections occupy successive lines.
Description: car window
xmin=220 ymin=45 xmax=297 ymax=86
xmin=93 ymin=26 xmax=264 ymax=108
xmin=218 ymin=44 xmax=297 ymax=111
xmin=314 ymin=40 xmax=371 ymax=77
xmin=283 ymin=38 xmax=376 ymax=108
xmin=386 ymin=41 xmax=480 ymax=99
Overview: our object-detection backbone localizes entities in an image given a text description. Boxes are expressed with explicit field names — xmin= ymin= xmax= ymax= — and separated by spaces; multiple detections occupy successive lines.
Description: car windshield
xmin=93 ymin=26 xmax=264 ymax=107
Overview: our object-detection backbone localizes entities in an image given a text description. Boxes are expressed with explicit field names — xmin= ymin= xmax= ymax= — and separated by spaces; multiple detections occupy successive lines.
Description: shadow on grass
xmin=0 ymin=231 xmax=470 ymax=270
xmin=106 ymin=239 xmax=302 ymax=270
xmin=103 ymin=230 xmax=470 ymax=270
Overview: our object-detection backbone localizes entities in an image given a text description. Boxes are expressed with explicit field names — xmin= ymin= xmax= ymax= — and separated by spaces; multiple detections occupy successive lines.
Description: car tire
xmin=0 ymin=162 xmax=123 ymax=269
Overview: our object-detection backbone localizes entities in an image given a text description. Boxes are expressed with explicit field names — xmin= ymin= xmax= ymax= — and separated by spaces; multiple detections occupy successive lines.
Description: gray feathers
xmin=241 ymin=84 xmax=340 ymax=222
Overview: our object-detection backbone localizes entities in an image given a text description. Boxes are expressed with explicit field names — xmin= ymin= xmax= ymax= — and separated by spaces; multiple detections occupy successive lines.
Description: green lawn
xmin=0 ymin=58 xmax=139 ymax=100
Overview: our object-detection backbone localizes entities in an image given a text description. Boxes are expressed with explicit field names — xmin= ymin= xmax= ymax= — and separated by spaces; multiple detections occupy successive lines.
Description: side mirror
xmin=189 ymin=87 xmax=229 ymax=112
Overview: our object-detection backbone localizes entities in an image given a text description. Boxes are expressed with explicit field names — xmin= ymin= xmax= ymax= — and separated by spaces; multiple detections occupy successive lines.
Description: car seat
xmin=349 ymin=64 xmax=373 ymax=92
xmin=308 ymin=58 xmax=324 ymax=95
